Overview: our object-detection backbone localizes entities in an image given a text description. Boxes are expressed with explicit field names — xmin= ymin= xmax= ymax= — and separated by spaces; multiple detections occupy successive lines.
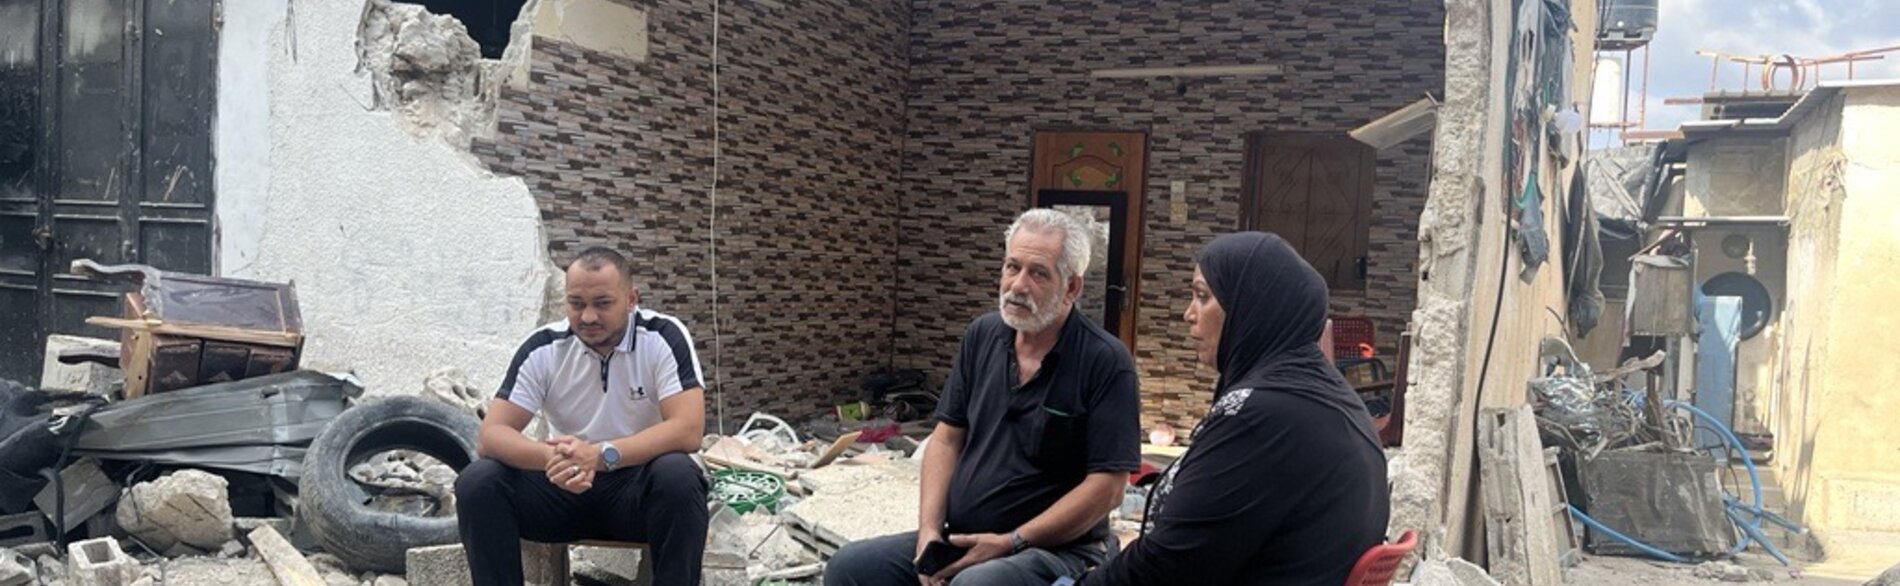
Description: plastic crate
xmin=1331 ymin=316 xmax=1377 ymax=358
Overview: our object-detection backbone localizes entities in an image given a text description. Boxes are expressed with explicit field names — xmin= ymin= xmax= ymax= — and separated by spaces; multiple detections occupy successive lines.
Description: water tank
xmin=1599 ymin=0 xmax=1658 ymax=51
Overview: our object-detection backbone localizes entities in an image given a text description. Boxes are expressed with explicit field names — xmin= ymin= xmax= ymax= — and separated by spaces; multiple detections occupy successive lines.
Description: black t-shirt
xmin=934 ymin=309 xmax=1142 ymax=544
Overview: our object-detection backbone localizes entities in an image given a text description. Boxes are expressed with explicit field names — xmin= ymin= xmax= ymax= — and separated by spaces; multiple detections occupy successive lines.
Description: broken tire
xmin=299 ymin=396 xmax=479 ymax=573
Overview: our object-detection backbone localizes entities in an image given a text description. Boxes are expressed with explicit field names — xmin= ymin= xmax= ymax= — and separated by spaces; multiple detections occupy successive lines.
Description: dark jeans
xmin=823 ymin=531 xmax=1110 ymax=586
xmin=454 ymin=453 xmax=709 ymax=586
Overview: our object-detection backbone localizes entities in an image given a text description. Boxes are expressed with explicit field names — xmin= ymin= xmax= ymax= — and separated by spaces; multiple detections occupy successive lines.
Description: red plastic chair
xmin=1344 ymin=530 xmax=1418 ymax=586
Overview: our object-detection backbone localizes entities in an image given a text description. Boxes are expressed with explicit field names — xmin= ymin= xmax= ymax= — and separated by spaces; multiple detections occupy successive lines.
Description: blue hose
xmin=1568 ymin=504 xmax=1691 ymax=563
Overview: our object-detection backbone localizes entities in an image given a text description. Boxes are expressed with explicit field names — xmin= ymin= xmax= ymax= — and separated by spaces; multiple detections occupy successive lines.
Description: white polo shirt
xmin=497 ymin=308 xmax=704 ymax=442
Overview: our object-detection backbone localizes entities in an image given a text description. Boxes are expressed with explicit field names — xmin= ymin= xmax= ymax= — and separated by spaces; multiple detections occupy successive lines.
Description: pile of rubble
xmin=691 ymin=413 xmax=934 ymax=585
xmin=0 ymin=469 xmax=414 ymax=586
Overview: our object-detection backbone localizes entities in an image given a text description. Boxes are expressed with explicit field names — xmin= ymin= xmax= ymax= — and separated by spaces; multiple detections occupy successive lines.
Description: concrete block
xmin=0 ymin=513 xmax=48 ymax=548
xmin=40 ymin=335 xmax=124 ymax=395
xmin=34 ymin=458 xmax=120 ymax=532
xmin=406 ymin=542 xmax=576 ymax=586
xmin=0 ymin=547 xmax=34 ymax=586
xmin=66 ymin=537 xmax=142 ymax=586
xmin=571 ymin=543 xmax=644 ymax=585
xmin=520 ymin=541 xmax=566 ymax=586
xmin=115 ymin=470 xmax=234 ymax=553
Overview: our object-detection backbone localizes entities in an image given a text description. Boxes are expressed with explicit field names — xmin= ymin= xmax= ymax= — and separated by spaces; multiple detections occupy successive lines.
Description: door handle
xmin=1107 ymin=284 xmax=1129 ymax=311
xmin=31 ymin=226 xmax=53 ymax=251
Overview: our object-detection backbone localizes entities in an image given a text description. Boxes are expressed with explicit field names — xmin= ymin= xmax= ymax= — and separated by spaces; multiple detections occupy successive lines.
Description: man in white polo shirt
xmin=455 ymin=247 xmax=709 ymax=586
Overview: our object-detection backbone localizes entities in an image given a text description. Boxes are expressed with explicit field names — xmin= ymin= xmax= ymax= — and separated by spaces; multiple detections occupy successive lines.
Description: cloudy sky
xmin=1603 ymin=0 xmax=1900 ymax=138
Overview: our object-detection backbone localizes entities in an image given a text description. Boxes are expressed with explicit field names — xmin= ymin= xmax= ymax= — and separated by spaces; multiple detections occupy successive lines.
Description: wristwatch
xmin=600 ymin=442 xmax=621 ymax=472
xmin=1009 ymin=530 xmax=1029 ymax=554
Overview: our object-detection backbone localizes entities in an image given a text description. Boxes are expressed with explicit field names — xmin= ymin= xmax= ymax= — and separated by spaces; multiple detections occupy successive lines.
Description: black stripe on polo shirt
xmin=496 ymin=327 xmax=569 ymax=400
xmin=639 ymin=314 xmax=702 ymax=391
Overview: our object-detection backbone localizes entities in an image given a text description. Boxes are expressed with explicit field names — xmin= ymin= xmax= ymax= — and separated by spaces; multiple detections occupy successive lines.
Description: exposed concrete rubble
xmin=353 ymin=0 xmax=534 ymax=148
xmin=421 ymin=368 xmax=486 ymax=419
xmin=0 ymin=547 xmax=32 ymax=586
xmin=348 ymin=449 xmax=458 ymax=517
xmin=781 ymin=458 xmax=922 ymax=552
xmin=1408 ymin=557 xmax=1500 ymax=586
xmin=249 ymin=524 xmax=325 ymax=586
xmin=1694 ymin=561 xmax=1779 ymax=583
xmin=114 ymin=470 xmax=234 ymax=556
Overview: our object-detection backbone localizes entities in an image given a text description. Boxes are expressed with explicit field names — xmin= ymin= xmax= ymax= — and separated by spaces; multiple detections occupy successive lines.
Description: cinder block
xmin=39 ymin=335 xmax=124 ymax=395
xmin=66 ymin=537 xmax=142 ymax=586
xmin=0 ymin=513 xmax=47 ymax=549
xmin=405 ymin=544 xmax=470 ymax=586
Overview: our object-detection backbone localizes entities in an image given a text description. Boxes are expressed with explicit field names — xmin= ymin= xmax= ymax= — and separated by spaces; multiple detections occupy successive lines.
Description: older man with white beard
xmin=824 ymin=209 xmax=1142 ymax=586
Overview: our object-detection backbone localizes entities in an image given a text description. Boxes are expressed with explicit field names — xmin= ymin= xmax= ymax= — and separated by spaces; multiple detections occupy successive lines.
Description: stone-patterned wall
xmin=894 ymin=0 xmax=1444 ymax=431
xmin=472 ymin=0 xmax=910 ymax=424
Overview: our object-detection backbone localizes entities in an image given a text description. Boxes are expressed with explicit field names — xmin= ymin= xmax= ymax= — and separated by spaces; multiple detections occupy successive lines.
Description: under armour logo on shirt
xmin=633 ymin=386 xmax=646 ymax=400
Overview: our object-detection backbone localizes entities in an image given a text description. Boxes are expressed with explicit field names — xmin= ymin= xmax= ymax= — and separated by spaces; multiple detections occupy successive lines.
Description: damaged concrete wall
xmin=1684 ymin=136 xmax=1788 ymax=217
xmin=1771 ymin=84 xmax=1900 ymax=541
xmin=471 ymin=0 xmax=911 ymax=424
xmin=1390 ymin=0 xmax=1597 ymax=562
xmin=894 ymin=0 xmax=1444 ymax=432
xmin=213 ymin=0 xmax=555 ymax=396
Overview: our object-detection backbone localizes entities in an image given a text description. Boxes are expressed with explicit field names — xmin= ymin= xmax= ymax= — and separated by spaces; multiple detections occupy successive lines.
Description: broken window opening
xmin=392 ymin=0 xmax=529 ymax=59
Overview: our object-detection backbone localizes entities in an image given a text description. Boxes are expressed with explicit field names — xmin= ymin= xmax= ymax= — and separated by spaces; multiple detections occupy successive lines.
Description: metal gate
xmin=0 ymin=0 xmax=218 ymax=384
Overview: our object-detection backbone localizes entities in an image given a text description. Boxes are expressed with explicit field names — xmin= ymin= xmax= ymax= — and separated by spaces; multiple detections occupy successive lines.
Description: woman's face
xmin=1184 ymin=267 xmax=1226 ymax=369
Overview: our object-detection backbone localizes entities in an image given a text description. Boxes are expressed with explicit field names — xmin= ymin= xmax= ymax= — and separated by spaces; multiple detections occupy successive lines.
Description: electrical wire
xmin=709 ymin=0 xmax=725 ymax=435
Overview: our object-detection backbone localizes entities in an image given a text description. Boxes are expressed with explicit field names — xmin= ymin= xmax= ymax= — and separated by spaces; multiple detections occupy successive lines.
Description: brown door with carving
xmin=1029 ymin=130 xmax=1145 ymax=349
xmin=1241 ymin=133 xmax=1372 ymax=290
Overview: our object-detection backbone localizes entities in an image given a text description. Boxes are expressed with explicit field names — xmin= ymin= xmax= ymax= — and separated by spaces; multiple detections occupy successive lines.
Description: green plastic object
xmin=712 ymin=469 xmax=785 ymax=514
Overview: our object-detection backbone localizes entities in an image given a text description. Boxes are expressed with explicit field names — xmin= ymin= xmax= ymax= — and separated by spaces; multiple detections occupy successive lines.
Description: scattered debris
xmin=116 ymin=470 xmax=235 ymax=556
xmin=159 ymin=556 xmax=277 ymax=586
xmin=0 ymin=547 xmax=32 ymax=586
xmin=422 ymin=368 xmax=487 ymax=419
xmin=349 ymin=449 xmax=458 ymax=517
xmin=1409 ymin=557 xmax=1501 ymax=586
xmin=249 ymin=524 xmax=325 ymax=586
xmin=1694 ymin=561 xmax=1776 ymax=582
xmin=781 ymin=459 xmax=921 ymax=551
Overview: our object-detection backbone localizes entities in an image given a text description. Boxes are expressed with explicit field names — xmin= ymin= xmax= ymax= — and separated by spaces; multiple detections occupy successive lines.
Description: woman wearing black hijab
xmin=1078 ymin=232 xmax=1389 ymax=586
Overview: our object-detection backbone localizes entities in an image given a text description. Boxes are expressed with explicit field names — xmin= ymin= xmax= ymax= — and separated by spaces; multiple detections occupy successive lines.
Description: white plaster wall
xmin=213 ymin=0 xmax=283 ymax=275
xmin=213 ymin=0 xmax=554 ymax=396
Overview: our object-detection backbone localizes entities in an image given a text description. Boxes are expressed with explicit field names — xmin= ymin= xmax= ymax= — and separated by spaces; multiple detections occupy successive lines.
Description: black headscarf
xmin=1197 ymin=232 xmax=1382 ymax=451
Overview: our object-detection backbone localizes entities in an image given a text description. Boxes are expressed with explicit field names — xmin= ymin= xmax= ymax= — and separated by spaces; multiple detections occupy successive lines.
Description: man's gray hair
xmin=1005 ymin=208 xmax=1092 ymax=283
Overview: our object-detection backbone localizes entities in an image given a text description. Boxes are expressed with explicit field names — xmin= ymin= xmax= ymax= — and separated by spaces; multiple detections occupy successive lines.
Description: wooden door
xmin=1242 ymin=133 xmax=1373 ymax=290
xmin=1029 ymin=130 xmax=1145 ymax=348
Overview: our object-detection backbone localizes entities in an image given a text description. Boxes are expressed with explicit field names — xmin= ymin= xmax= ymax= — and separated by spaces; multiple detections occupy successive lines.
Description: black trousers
xmin=454 ymin=453 xmax=710 ymax=586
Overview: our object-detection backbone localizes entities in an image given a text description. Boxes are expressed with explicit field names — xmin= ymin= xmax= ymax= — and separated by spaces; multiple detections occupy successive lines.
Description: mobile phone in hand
xmin=913 ymin=538 xmax=969 ymax=576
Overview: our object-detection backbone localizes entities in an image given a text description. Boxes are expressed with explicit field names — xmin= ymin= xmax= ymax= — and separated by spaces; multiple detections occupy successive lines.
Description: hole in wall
xmin=391 ymin=0 xmax=529 ymax=58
